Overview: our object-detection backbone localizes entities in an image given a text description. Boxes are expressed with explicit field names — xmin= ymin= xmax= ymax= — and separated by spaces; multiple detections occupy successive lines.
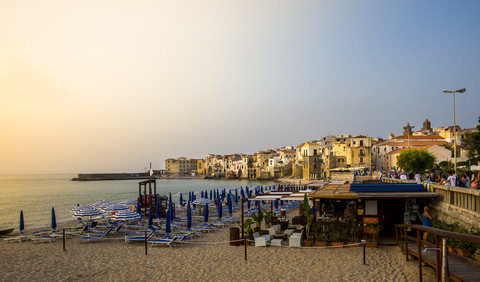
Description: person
xmin=414 ymin=172 xmax=422 ymax=182
xmin=446 ymin=171 xmax=456 ymax=186
xmin=471 ymin=173 xmax=479 ymax=189
xmin=422 ymin=206 xmax=433 ymax=245
xmin=462 ymin=171 xmax=472 ymax=188
xmin=437 ymin=172 xmax=445 ymax=184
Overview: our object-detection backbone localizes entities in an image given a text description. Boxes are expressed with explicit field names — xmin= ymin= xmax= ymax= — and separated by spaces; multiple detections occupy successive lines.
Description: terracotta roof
xmin=386 ymin=145 xmax=435 ymax=155
xmin=393 ymin=135 xmax=444 ymax=140
xmin=386 ymin=141 xmax=448 ymax=147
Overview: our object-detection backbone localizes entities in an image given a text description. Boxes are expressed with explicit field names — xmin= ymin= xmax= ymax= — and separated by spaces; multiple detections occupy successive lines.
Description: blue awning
xmin=350 ymin=183 xmax=426 ymax=193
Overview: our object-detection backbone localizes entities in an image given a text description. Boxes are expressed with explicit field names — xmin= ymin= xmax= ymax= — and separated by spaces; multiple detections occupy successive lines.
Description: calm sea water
xmin=0 ymin=174 xmax=276 ymax=230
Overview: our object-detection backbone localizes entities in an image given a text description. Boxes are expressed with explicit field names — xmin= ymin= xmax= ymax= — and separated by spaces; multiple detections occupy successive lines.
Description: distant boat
xmin=0 ymin=227 xmax=15 ymax=235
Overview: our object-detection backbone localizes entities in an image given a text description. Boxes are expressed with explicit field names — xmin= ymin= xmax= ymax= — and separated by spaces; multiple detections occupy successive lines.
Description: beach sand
xmin=1 ymin=226 xmax=436 ymax=281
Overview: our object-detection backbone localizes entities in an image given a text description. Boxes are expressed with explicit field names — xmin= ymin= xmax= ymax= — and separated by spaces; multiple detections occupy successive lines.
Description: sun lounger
xmin=4 ymin=235 xmax=27 ymax=243
xmin=78 ymin=228 xmax=111 ymax=242
xmin=124 ymin=231 xmax=154 ymax=243
xmin=149 ymin=237 xmax=175 ymax=248
xmin=32 ymin=236 xmax=56 ymax=243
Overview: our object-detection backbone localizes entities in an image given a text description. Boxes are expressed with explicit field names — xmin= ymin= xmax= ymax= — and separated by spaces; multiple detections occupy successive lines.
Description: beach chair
xmin=4 ymin=234 xmax=27 ymax=243
xmin=149 ymin=237 xmax=175 ymax=248
xmin=32 ymin=236 xmax=56 ymax=243
xmin=78 ymin=228 xmax=111 ymax=242
xmin=253 ymin=232 xmax=271 ymax=247
xmin=124 ymin=231 xmax=155 ymax=243
xmin=288 ymin=230 xmax=303 ymax=248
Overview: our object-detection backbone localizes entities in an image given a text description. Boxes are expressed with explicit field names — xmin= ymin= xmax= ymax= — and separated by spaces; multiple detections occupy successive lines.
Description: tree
xmin=461 ymin=116 xmax=480 ymax=166
xmin=397 ymin=149 xmax=435 ymax=173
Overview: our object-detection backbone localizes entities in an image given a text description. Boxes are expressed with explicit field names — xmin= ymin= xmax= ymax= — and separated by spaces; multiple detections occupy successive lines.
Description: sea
xmin=0 ymin=174 xmax=276 ymax=230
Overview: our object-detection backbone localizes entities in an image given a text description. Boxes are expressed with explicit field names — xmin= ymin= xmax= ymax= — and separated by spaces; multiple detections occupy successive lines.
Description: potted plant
xmin=243 ymin=218 xmax=254 ymax=246
xmin=313 ymin=221 xmax=328 ymax=247
xmin=365 ymin=222 xmax=382 ymax=248
xmin=302 ymin=194 xmax=314 ymax=247
xmin=263 ymin=210 xmax=275 ymax=229
xmin=251 ymin=209 xmax=264 ymax=232
xmin=475 ymin=248 xmax=480 ymax=262
xmin=348 ymin=218 xmax=363 ymax=247
xmin=329 ymin=229 xmax=344 ymax=247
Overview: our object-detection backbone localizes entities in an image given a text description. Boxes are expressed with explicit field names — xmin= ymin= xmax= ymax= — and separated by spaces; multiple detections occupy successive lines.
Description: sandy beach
xmin=1 ymin=225 xmax=436 ymax=281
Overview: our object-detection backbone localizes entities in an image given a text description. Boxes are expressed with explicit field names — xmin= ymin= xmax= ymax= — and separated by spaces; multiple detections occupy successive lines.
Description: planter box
xmin=455 ymin=248 xmax=472 ymax=258
xmin=366 ymin=242 xmax=377 ymax=248
xmin=475 ymin=254 xmax=480 ymax=262
xmin=331 ymin=242 xmax=344 ymax=247
xmin=347 ymin=242 xmax=360 ymax=247
xmin=315 ymin=241 xmax=327 ymax=247
xmin=304 ymin=240 xmax=312 ymax=247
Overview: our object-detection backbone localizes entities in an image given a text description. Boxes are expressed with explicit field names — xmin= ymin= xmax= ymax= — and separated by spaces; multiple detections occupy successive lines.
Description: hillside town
xmin=165 ymin=119 xmax=476 ymax=181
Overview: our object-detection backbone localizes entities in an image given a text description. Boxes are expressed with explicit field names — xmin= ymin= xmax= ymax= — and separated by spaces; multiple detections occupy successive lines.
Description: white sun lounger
xmin=149 ymin=237 xmax=175 ymax=248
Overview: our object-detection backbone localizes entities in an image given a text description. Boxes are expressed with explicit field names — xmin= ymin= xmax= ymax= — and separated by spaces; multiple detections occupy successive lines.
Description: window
xmin=360 ymin=140 xmax=364 ymax=146
xmin=313 ymin=149 xmax=317 ymax=155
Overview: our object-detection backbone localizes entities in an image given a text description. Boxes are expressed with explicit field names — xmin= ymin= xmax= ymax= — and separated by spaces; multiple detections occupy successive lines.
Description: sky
xmin=1 ymin=0 xmax=479 ymax=174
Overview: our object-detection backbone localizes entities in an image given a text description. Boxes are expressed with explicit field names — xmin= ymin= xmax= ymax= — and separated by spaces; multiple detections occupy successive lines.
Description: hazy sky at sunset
xmin=1 ymin=1 xmax=479 ymax=174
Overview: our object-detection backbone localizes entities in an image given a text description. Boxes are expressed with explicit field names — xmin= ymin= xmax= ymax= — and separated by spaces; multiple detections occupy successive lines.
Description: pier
xmin=395 ymin=224 xmax=480 ymax=282
xmin=72 ymin=172 xmax=153 ymax=181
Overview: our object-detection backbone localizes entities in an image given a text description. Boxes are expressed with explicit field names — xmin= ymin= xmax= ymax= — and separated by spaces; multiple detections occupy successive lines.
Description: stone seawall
xmin=72 ymin=172 xmax=151 ymax=181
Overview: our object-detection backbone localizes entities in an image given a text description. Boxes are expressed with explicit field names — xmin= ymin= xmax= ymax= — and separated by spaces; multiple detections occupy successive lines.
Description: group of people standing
xmin=379 ymin=169 xmax=479 ymax=189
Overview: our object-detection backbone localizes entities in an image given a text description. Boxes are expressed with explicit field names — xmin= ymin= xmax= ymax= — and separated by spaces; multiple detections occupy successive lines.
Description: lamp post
xmin=442 ymin=88 xmax=466 ymax=175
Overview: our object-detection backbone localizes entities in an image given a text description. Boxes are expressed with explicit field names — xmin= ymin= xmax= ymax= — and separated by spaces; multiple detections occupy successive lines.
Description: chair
xmin=288 ymin=230 xmax=303 ymax=248
xmin=4 ymin=235 xmax=27 ymax=243
xmin=253 ymin=232 xmax=271 ymax=247
xmin=78 ymin=228 xmax=112 ymax=242
xmin=32 ymin=236 xmax=56 ymax=243
xmin=124 ymin=231 xmax=154 ymax=243
xmin=149 ymin=237 xmax=175 ymax=248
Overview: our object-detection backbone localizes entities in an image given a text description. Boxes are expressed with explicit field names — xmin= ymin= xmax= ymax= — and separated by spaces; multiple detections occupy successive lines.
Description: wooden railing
xmin=394 ymin=224 xmax=480 ymax=282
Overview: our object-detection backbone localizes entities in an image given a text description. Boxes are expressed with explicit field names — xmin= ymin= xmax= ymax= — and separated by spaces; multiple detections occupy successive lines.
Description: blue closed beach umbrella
xmin=228 ymin=197 xmax=233 ymax=217
xmin=156 ymin=200 xmax=160 ymax=218
xmin=275 ymin=200 xmax=278 ymax=210
xmin=210 ymin=190 xmax=212 ymax=200
xmin=187 ymin=202 xmax=192 ymax=230
xmin=51 ymin=207 xmax=57 ymax=231
xmin=165 ymin=209 xmax=171 ymax=235
xmin=180 ymin=193 xmax=184 ymax=206
xmin=247 ymin=200 xmax=251 ymax=209
xmin=235 ymin=189 xmax=238 ymax=204
xmin=201 ymin=191 xmax=204 ymax=198
xmin=148 ymin=206 xmax=153 ymax=226
xmin=218 ymin=202 xmax=222 ymax=220
xmin=204 ymin=204 xmax=209 ymax=223
xmin=136 ymin=201 xmax=141 ymax=214
xmin=20 ymin=210 xmax=25 ymax=234
xmin=241 ymin=188 xmax=245 ymax=199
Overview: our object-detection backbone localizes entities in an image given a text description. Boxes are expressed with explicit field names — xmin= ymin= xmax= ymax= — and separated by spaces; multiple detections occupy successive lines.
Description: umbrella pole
xmin=145 ymin=233 xmax=148 ymax=256
xmin=242 ymin=198 xmax=247 ymax=261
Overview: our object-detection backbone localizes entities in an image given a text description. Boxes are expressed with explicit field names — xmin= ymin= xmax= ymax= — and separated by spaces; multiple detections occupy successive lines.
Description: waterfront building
xmin=371 ymin=135 xmax=448 ymax=170
xmin=386 ymin=145 xmax=453 ymax=171
xmin=165 ymin=157 xmax=198 ymax=175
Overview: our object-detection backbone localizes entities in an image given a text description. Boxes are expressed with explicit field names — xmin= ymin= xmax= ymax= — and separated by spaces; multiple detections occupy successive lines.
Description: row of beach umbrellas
xmin=15 ymin=185 xmax=279 ymax=234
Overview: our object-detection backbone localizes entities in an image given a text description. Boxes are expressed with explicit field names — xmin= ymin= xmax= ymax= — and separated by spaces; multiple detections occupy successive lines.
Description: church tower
xmin=402 ymin=122 xmax=414 ymax=136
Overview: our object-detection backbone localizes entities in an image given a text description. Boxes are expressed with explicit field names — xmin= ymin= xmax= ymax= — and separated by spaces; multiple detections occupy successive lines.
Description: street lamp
xmin=442 ymin=88 xmax=466 ymax=175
